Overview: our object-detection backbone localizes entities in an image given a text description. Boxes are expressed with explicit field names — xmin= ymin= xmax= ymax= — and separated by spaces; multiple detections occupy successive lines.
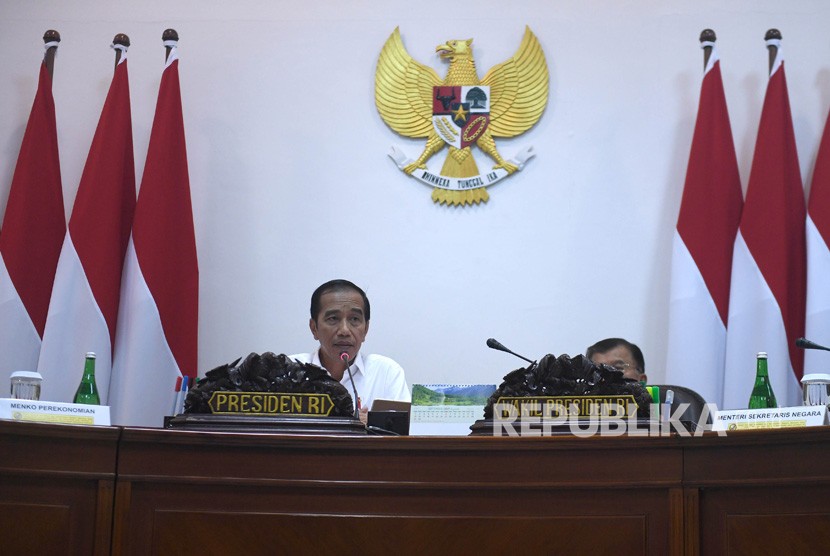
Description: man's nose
xmin=336 ymin=319 xmax=351 ymax=335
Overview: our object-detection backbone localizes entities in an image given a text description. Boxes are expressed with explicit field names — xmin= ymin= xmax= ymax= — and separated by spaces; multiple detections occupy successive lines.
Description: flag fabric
xmin=723 ymin=40 xmax=806 ymax=409
xmin=109 ymin=43 xmax=198 ymax=426
xmin=37 ymin=50 xmax=135 ymax=403
xmin=0 ymin=58 xmax=65 ymax=377
xmin=665 ymin=43 xmax=743 ymax=408
xmin=805 ymin=107 xmax=830 ymax=373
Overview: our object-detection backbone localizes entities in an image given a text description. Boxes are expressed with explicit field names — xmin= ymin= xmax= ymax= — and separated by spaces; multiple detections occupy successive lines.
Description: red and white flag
xmin=37 ymin=47 xmax=135 ymax=403
xmin=0 ymin=53 xmax=65 ymax=377
xmin=110 ymin=41 xmax=198 ymax=426
xmin=723 ymin=39 xmax=806 ymax=409
xmin=665 ymin=41 xmax=743 ymax=408
xmin=805 ymin=107 xmax=830 ymax=372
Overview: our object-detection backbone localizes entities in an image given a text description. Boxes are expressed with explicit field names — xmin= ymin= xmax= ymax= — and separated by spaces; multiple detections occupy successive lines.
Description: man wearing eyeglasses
xmin=586 ymin=338 xmax=648 ymax=383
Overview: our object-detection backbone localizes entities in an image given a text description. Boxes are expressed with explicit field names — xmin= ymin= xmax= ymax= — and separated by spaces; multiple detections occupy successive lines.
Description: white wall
xmin=1 ymin=0 xmax=829 ymax=389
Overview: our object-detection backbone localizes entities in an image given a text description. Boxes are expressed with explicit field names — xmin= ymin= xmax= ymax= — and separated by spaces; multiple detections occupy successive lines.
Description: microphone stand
xmin=340 ymin=352 xmax=360 ymax=420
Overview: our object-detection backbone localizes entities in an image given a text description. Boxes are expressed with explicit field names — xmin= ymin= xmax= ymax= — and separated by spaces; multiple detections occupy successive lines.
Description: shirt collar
xmin=312 ymin=349 xmax=365 ymax=376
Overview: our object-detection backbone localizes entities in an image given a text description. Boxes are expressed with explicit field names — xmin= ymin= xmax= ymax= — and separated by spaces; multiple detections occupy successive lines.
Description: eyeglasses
xmin=591 ymin=357 xmax=642 ymax=374
xmin=611 ymin=362 xmax=641 ymax=374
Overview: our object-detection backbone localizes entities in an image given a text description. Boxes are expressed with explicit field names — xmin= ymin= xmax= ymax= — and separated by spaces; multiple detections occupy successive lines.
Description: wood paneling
xmin=685 ymin=428 xmax=830 ymax=554
xmin=150 ymin=512 xmax=647 ymax=555
xmin=698 ymin=486 xmax=830 ymax=554
xmin=4 ymin=420 xmax=830 ymax=554
xmin=0 ymin=421 xmax=119 ymax=555
xmin=113 ymin=429 xmax=679 ymax=555
xmin=726 ymin=514 xmax=830 ymax=553
xmin=0 ymin=501 xmax=69 ymax=555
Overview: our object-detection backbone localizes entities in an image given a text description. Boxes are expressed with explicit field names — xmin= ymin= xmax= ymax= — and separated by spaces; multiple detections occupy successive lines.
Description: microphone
xmin=340 ymin=351 xmax=361 ymax=419
xmin=486 ymin=338 xmax=536 ymax=365
xmin=795 ymin=337 xmax=830 ymax=352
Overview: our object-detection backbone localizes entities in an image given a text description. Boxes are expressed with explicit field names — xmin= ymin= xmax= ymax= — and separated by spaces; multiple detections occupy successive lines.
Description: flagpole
xmin=700 ymin=28 xmax=715 ymax=70
xmin=766 ymin=28 xmax=781 ymax=74
xmin=42 ymin=29 xmax=60 ymax=81
xmin=113 ymin=33 xmax=130 ymax=70
xmin=162 ymin=28 xmax=178 ymax=62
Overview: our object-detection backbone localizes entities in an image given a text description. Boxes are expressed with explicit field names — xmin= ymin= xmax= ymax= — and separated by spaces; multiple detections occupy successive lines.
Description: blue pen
xmin=663 ymin=389 xmax=674 ymax=424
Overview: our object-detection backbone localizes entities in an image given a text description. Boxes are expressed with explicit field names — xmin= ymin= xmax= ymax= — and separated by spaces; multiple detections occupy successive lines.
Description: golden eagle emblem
xmin=375 ymin=27 xmax=549 ymax=206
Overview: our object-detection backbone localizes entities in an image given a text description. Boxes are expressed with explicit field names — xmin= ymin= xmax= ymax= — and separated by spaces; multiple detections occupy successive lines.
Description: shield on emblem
xmin=432 ymin=85 xmax=490 ymax=149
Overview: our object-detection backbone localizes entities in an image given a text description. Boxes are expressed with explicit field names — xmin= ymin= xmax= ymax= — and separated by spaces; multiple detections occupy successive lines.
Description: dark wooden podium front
xmin=683 ymin=427 xmax=830 ymax=554
xmin=114 ymin=428 xmax=681 ymax=554
xmin=0 ymin=420 xmax=119 ymax=556
xmin=3 ymin=421 xmax=830 ymax=555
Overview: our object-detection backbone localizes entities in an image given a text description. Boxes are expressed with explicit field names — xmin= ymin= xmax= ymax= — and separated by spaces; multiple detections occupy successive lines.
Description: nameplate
xmin=713 ymin=405 xmax=827 ymax=431
xmin=0 ymin=398 xmax=111 ymax=426
xmin=208 ymin=391 xmax=336 ymax=416
xmin=494 ymin=395 xmax=638 ymax=419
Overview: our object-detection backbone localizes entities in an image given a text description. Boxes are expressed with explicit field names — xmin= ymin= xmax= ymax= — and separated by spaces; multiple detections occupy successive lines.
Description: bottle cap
xmin=85 ymin=352 xmax=96 ymax=359
xmin=757 ymin=352 xmax=768 ymax=358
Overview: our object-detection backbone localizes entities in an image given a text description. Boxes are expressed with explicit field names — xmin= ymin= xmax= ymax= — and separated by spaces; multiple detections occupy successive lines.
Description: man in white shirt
xmin=290 ymin=279 xmax=410 ymax=415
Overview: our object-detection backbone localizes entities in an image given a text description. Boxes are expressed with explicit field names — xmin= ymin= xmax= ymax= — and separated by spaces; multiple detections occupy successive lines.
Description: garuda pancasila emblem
xmin=375 ymin=27 xmax=549 ymax=206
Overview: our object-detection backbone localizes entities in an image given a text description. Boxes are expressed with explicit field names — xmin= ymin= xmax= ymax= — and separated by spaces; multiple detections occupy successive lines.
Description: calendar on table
xmin=410 ymin=384 xmax=496 ymax=436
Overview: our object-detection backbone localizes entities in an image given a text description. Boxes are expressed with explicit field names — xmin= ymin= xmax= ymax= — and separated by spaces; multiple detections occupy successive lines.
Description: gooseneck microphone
xmin=486 ymin=338 xmax=536 ymax=365
xmin=340 ymin=351 xmax=361 ymax=419
xmin=795 ymin=337 xmax=830 ymax=352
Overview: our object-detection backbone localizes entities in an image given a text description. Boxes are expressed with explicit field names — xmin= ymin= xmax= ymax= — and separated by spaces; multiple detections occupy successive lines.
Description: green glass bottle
xmin=73 ymin=352 xmax=100 ymax=405
xmin=748 ymin=351 xmax=777 ymax=409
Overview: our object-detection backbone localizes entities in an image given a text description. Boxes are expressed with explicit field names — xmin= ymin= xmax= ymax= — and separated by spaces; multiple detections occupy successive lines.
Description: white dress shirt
xmin=288 ymin=349 xmax=411 ymax=410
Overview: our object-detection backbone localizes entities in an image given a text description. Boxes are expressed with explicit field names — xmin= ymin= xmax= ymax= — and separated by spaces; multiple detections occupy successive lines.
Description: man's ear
xmin=309 ymin=318 xmax=319 ymax=340
xmin=364 ymin=319 xmax=370 ymax=337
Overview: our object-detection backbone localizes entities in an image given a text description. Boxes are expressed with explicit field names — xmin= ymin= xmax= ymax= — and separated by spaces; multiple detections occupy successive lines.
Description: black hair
xmin=586 ymin=337 xmax=645 ymax=373
xmin=310 ymin=279 xmax=370 ymax=322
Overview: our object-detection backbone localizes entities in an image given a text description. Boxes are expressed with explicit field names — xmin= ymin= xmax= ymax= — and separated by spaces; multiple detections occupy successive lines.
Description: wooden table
xmin=2 ymin=420 xmax=830 ymax=554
